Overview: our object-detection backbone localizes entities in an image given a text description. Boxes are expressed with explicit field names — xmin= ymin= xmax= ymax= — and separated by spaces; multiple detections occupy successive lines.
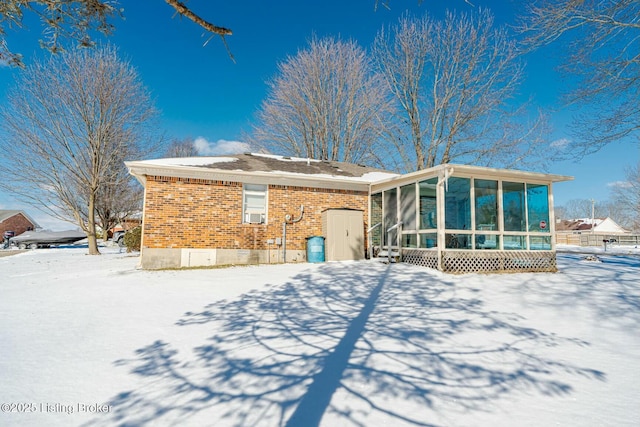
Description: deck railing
xmin=367 ymin=222 xmax=381 ymax=259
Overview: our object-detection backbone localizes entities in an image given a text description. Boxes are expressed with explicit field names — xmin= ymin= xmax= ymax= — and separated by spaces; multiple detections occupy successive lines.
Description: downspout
xmin=283 ymin=205 xmax=304 ymax=263
xmin=282 ymin=221 xmax=287 ymax=263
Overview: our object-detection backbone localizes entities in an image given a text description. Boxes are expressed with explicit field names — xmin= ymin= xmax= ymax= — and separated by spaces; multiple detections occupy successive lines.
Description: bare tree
xmin=165 ymin=137 xmax=199 ymax=157
xmin=610 ymin=163 xmax=640 ymax=232
xmin=0 ymin=0 xmax=232 ymax=67
xmin=251 ymin=36 xmax=391 ymax=164
xmin=557 ymin=199 xmax=597 ymax=220
xmin=0 ymin=45 xmax=159 ymax=254
xmin=372 ymin=9 xmax=550 ymax=172
xmin=519 ymin=0 xmax=640 ymax=155
xmin=554 ymin=197 xmax=626 ymax=225
xmin=554 ymin=205 xmax=568 ymax=221
xmin=95 ymin=159 xmax=144 ymax=239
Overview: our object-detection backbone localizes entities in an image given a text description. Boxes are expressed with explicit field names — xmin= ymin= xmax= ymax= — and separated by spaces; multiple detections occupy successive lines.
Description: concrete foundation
xmin=140 ymin=247 xmax=307 ymax=270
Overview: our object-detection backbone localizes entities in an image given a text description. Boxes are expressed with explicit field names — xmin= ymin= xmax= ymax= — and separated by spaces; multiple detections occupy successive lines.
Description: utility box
xmin=322 ymin=209 xmax=364 ymax=261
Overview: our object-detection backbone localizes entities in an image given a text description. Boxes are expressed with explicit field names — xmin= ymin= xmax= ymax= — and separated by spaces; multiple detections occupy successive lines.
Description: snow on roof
xmin=250 ymin=152 xmax=322 ymax=163
xmin=557 ymin=217 xmax=629 ymax=233
xmin=127 ymin=153 xmax=399 ymax=187
xmin=594 ymin=218 xmax=629 ymax=233
xmin=127 ymin=153 xmax=570 ymax=189
xmin=140 ymin=157 xmax=238 ymax=167
xmin=360 ymin=171 xmax=402 ymax=183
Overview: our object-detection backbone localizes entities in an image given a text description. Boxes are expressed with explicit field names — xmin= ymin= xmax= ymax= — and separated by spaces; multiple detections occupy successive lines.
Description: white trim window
xmin=243 ymin=184 xmax=267 ymax=224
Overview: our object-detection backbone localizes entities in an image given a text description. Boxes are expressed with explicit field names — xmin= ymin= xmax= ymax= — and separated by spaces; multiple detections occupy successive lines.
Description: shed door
xmin=325 ymin=210 xmax=364 ymax=261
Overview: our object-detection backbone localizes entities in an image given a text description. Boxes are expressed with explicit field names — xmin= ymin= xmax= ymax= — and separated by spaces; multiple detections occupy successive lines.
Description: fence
xmin=556 ymin=233 xmax=640 ymax=247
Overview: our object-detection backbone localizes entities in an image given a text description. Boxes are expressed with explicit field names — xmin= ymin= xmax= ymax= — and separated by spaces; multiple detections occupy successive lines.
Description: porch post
xmin=548 ymin=183 xmax=556 ymax=251
xmin=437 ymin=170 xmax=446 ymax=271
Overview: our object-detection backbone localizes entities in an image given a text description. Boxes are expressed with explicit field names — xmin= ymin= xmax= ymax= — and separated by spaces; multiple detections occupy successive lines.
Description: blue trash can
xmin=306 ymin=236 xmax=325 ymax=263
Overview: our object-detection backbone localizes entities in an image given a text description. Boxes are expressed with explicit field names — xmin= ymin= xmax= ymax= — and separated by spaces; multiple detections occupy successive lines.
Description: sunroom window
xmin=527 ymin=184 xmax=550 ymax=232
xmin=400 ymin=184 xmax=417 ymax=230
xmin=503 ymin=181 xmax=526 ymax=232
xmin=445 ymin=177 xmax=471 ymax=231
xmin=419 ymin=178 xmax=437 ymax=229
xmin=475 ymin=179 xmax=498 ymax=231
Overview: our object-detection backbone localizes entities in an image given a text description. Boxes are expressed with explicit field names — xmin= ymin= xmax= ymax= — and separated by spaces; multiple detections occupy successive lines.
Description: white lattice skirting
xmin=403 ymin=249 xmax=439 ymax=269
xmin=403 ymin=249 xmax=557 ymax=274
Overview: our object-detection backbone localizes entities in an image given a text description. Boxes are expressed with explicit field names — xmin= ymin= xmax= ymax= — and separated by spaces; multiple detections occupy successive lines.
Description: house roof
xmin=556 ymin=219 xmax=594 ymax=231
xmin=126 ymin=153 xmax=573 ymax=192
xmin=126 ymin=153 xmax=400 ymax=191
xmin=0 ymin=210 xmax=41 ymax=228
xmin=556 ymin=217 xmax=629 ymax=234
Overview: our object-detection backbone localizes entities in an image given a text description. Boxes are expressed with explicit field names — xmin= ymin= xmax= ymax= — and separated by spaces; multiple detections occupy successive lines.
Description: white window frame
xmin=243 ymin=184 xmax=268 ymax=224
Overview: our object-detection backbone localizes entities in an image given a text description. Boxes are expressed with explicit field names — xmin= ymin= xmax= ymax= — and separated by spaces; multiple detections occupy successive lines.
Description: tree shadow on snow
xmin=519 ymin=254 xmax=640 ymax=327
xmin=84 ymin=261 xmax=606 ymax=427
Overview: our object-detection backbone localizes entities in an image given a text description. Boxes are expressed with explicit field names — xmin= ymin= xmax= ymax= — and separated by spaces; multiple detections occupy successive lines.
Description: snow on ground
xmin=557 ymin=243 xmax=640 ymax=256
xmin=0 ymin=246 xmax=638 ymax=427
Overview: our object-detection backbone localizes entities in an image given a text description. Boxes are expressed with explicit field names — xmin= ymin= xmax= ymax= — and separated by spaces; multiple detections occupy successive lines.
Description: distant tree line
xmin=555 ymin=163 xmax=640 ymax=232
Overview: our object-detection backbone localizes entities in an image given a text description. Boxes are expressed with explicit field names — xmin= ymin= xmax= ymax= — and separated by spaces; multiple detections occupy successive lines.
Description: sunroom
xmin=369 ymin=164 xmax=572 ymax=273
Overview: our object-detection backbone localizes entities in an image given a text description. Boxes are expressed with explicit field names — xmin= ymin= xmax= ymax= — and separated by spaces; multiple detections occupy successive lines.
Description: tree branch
xmin=165 ymin=0 xmax=231 ymax=36
xmin=164 ymin=0 xmax=234 ymax=61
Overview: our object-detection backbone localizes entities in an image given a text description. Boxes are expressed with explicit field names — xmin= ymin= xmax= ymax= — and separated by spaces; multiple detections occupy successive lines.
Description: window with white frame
xmin=243 ymin=184 xmax=267 ymax=224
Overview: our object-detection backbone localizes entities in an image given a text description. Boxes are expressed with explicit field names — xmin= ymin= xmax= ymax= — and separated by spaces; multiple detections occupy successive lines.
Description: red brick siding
xmin=142 ymin=176 xmax=369 ymax=251
xmin=0 ymin=213 xmax=36 ymax=237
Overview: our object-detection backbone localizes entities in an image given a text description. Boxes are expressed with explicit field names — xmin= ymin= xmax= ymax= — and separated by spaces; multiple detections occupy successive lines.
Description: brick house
xmin=126 ymin=153 xmax=398 ymax=269
xmin=555 ymin=217 xmax=631 ymax=246
xmin=127 ymin=154 xmax=572 ymax=273
xmin=0 ymin=210 xmax=40 ymax=237
xmin=556 ymin=217 xmax=630 ymax=234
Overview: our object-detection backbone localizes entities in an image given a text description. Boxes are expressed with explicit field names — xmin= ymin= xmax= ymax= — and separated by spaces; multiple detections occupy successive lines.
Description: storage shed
xmin=322 ymin=209 xmax=364 ymax=261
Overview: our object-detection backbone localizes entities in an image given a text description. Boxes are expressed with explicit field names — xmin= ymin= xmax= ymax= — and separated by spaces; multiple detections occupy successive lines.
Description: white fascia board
xmin=125 ymin=161 xmax=371 ymax=192
xmin=370 ymin=163 xmax=573 ymax=193
xmin=443 ymin=164 xmax=574 ymax=183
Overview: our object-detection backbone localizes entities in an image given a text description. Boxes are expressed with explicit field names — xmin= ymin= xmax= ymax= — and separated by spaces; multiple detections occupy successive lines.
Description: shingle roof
xmin=127 ymin=153 xmax=572 ymax=191
xmin=140 ymin=153 xmax=396 ymax=179
xmin=126 ymin=153 xmax=400 ymax=191
xmin=556 ymin=217 xmax=629 ymax=233
xmin=203 ymin=153 xmax=392 ymax=178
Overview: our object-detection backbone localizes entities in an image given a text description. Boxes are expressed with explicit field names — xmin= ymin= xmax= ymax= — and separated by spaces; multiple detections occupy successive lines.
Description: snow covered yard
xmin=0 ymin=247 xmax=638 ymax=427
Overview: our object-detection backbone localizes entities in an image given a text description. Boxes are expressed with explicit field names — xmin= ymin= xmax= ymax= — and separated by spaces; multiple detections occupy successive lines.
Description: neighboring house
xmin=126 ymin=153 xmax=572 ymax=273
xmin=555 ymin=217 xmax=631 ymax=246
xmin=109 ymin=213 xmax=143 ymax=236
xmin=0 ymin=210 xmax=40 ymax=238
xmin=556 ymin=217 xmax=630 ymax=234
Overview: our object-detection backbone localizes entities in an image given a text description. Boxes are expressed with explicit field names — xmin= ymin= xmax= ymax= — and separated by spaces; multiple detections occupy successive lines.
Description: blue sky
xmin=0 ymin=0 xmax=635 ymax=229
